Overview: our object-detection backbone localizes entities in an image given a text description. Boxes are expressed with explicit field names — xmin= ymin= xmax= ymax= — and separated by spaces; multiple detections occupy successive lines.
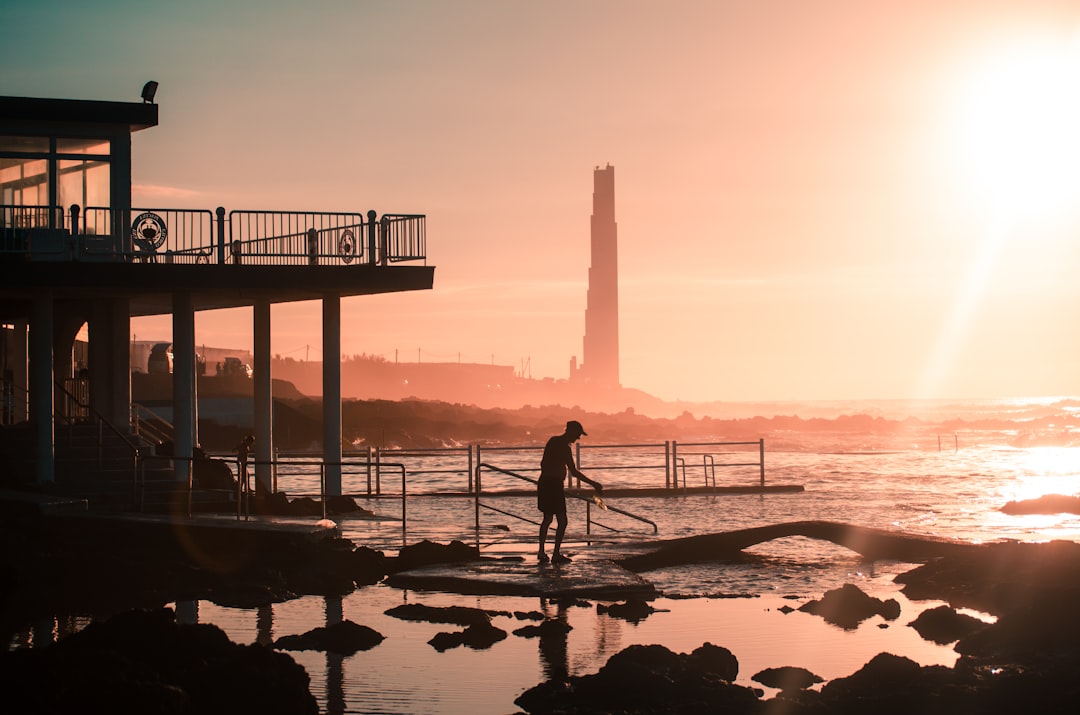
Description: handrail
xmin=131 ymin=402 xmax=174 ymax=447
xmin=475 ymin=462 xmax=658 ymax=534
xmin=2 ymin=203 xmax=427 ymax=265
xmin=55 ymin=379 xmax=141 ymax=456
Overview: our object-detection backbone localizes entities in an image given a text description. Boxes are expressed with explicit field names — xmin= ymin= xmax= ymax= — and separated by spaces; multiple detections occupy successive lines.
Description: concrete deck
xmin=387 ymin=557 xmax=658 ymax=600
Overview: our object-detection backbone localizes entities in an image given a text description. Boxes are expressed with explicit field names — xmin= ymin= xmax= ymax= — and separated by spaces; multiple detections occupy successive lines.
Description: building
xmin=578 ymin=163 xmax=620 ymax=387
xmin=0 ymin=87 xmax=434 ymax=502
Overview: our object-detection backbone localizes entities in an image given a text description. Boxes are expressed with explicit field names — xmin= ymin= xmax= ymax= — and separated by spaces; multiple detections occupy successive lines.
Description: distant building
xmin=578 ymin=164 xmax=620 ymax=387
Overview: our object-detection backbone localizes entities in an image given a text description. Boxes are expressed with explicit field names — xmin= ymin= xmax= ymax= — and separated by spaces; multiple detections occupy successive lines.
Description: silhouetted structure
xmin=0 ymin=89 xmax=433 ymax=502
xmin=577 ymin=164 xmax=619 ymax=388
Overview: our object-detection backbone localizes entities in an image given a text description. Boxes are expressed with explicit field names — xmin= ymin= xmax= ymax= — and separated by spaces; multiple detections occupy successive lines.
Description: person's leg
xmin=538 ymin=512 xmax=553 ymax=562
xmin=553 ymin=511 xmax=568 ymax=557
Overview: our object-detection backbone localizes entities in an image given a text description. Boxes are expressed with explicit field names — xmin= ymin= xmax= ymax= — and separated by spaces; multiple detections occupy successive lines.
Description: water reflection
xmin=539 ymin=598 xmax=569 ymax=682
xmin=325 ymin=596 xmax=345 ymax=715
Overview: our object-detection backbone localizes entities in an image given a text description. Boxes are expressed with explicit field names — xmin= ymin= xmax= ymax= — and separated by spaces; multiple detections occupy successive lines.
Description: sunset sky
xmin=5 ymin=1 xmax=1080 ymax=403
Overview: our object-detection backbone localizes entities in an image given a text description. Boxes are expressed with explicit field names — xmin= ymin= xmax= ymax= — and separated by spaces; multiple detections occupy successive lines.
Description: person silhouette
xmin=236 ymin=434 xmax=255 ymax=497
xmin=537 ymin=420 xmax=602 ymax=564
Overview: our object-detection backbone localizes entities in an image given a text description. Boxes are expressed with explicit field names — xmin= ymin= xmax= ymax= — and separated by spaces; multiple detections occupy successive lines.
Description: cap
xmin=566 ymin=420 xmax=587 ymax=436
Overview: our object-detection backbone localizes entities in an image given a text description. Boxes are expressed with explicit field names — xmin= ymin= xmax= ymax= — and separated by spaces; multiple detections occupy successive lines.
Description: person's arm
xmin=571 ymin=465 xmax=603 ymax=493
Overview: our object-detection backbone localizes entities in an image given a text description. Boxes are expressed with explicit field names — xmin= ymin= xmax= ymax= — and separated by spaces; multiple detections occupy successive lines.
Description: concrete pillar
xmin=88 ymin=299 xmax=131 ymax=428
xmin=253 ymin=299 xmax=273 ymax=495
xmin=4 ymin=321 xmax=29 ymax=423
xmin=30 ymin=295 xmax=55 ymax=484
xmin=322 ymin=295 xmax=342 ymax=496
xmin=172 ymin=293 xmax=196 ymax=485
xmin=108 ymin=301 xmax=131 ymax=428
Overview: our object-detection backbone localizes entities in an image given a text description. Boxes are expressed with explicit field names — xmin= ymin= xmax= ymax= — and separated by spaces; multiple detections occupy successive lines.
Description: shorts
xmin=537 ymin=475 xmax=566 ymax=515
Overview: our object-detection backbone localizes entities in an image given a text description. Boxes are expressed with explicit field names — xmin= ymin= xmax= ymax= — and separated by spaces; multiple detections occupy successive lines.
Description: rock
xmin=514 ymin=610 xmax=545 ymax=621
xmin=908 ymin=605 xmax=987 ymax=644
xmin=429 ymin=621 xmax=507 ymax=651
xmin=287 ymin=496 xmax=324 ymax=516
xmin=274 ymin=619 xmax=384 ymax=655
xmin=798 ymin=583 xmax=901 ymax=629
xmin=687 ymin=642 xmax=740 ymax=682
xmin=1001 ymin=494 xmax=1080 ymax=515
xmin=955 ymin=590 xmax=1080 ymax=663
xmin=384 ymin=602 xmax=491 ymax=627
xmin=326 ymin=494 xmax=374 ymax=516
xmin=514 ymin=643 xmax=762 ymax=714
xmin=350 ymin=546 xmax=388 ymax=586
xmin=0 ymin=607 xmax=317 ymax=715
xmin=193 ymin=457 xmax=236 ymax=491
xmin=513 ymin=619 xmax=573 ymax=639
xmin=752 ymin=665 xmax=823 ymax=691
xmin=895 ymin=540 xmax=1080 ymax=615
xmin=817 ymin=653 xmax=962 ymax=714
xmin=391 ymin=539 xmax=480 ymax=573
xmin=597 ymin=598 xmax=658 ymax=623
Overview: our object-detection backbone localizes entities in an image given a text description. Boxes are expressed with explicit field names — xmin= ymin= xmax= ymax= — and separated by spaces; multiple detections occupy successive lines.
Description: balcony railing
xmin=1 ymin=205 xmax=426 ymax=266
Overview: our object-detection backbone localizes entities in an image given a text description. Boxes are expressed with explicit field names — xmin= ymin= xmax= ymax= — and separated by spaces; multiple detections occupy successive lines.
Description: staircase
xmin=52 ymin=422 xmax=165 ymax=510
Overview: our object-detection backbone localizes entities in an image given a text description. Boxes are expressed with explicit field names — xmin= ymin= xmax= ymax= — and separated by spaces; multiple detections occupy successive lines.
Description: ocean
xmin=18 ymin=398 xmax=1080 ymax=713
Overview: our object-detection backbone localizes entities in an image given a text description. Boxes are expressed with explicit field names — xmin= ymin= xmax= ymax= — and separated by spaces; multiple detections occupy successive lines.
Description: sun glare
xmin=950 ymin=38 xmax=1080 ymax=225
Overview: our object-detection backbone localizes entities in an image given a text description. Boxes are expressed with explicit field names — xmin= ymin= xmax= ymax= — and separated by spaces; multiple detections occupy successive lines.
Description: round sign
xmin=131 ymin=211 xmax=168 ymax=250
xmin=339 ymin=230 xmax=356 ymax=263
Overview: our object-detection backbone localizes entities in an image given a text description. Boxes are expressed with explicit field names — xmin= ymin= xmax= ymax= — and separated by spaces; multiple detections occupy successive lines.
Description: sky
xmin=5 ymin=0 xmax=1080 ymax=403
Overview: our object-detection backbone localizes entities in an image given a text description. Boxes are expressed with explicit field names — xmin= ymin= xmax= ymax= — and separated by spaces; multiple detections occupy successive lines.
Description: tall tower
xmin=582 ymin=164 xmax=620 ymax=387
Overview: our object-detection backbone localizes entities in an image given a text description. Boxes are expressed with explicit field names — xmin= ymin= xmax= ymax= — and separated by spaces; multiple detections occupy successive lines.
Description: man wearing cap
xmin=537 ymin=420 xmax=603 ymax=564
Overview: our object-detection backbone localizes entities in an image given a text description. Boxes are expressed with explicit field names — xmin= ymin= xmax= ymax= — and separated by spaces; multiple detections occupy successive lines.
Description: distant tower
xmin=581 ymin=164 xmax=620 ymax=387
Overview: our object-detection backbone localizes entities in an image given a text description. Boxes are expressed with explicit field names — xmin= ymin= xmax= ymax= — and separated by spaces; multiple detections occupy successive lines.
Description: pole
xmin=759 ymin=438 xmax=766 ymax=488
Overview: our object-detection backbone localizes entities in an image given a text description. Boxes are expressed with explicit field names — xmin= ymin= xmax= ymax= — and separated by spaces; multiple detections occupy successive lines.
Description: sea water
xmin=195 ymin=434 xmax=1080 ymax=714
xmin=18 ymin=398 xmax=1080 ymax=714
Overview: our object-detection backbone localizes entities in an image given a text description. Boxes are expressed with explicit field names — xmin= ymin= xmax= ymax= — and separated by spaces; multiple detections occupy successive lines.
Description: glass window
xmin=57 ymin=138 xmax=110 ymax=156
xmin=0 ymin=157 xmax=48 ymax=207
xmin=0 ymin=135 xmax=49 ymax=153
xmin=58 ymin=159 xmax=110 ymax=211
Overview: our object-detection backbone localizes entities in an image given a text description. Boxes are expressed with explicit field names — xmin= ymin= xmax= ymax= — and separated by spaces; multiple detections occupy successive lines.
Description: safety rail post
xmin=375 ymin=447 xmax=382 ymax=495
xmin=216 ymin=207 xmax=226 ymax=264
xmin=468 ymin=444 xmax=475 ymax=493
xmin=671 ymin=441 xmax=678 ymax=490
xmin=474 ymin=452 xmax=482 ymax=531
xmin=235 ymin=458 xmax=241 ymax=520
xmin=367 ymin=210 xmax=378 ymax=265
xmin=366 ymin=446 xmax=373 ymax=496
xmin=70 ymin=204 xmax=80 ymax=259
xmin=136 ymin=457 xmax=144 ymax=512
xmin=320 ymin=463 xmax=327 ymax=521
xmin=586 ymin=498 xmax=592 ymax=535
xmin=664 ymin=441 xmax=671 ymax=489
xmin=759 ymin=438 xmax=766 ymax=488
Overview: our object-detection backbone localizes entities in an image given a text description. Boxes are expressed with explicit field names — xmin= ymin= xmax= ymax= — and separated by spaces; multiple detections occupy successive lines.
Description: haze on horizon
xmin=6 ymin=1 xmax=1080 ymax=404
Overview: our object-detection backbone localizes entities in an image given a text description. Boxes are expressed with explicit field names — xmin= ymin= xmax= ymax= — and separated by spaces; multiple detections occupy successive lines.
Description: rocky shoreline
xmin=4 ymin=509 xmax=1080 ymax=713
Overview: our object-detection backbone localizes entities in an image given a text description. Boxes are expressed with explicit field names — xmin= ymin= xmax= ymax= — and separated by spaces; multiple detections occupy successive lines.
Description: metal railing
xmin=671 ymin=439 xmax=766 ymax=490
xmin=0 ymin=204 xmax=427 ymax=265
xmin=131 ymin=402 xmax=174 ymax=447
xmin=474 ymin=462 xmax=658 ymax=535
